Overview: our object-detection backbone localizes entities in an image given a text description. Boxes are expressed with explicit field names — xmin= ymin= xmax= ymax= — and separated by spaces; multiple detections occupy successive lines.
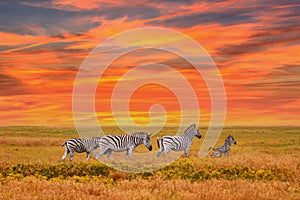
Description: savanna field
xmin=0 ymin=126 xmax=299 ymax=200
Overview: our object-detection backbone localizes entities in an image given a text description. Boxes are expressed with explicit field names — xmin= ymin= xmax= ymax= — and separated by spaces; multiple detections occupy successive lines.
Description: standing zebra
xmin=208 ymin=134 xmax=237 ymax=158
xmin=156 ymin=124 xmax=202 ymax=158
xmin=61 ymin=138 xmax=101 ymax=161
xmin=96 ymin=132 xmax=152 ymax=159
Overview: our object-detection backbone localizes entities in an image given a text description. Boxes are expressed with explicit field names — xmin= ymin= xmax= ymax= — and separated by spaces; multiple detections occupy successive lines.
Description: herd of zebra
xmin=61 ymin=124 xmax=237 ymax=161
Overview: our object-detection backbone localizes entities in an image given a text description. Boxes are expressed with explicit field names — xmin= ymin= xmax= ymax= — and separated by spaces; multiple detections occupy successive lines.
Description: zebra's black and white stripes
xmin=156 ymin=124 xmax=202 ymax=157
xmin=208 ymin=134 xmax=237 ymax=157
xmin=61 ymin=126 xmax=237 ymax=161
xmin=61 ymin=138 xmax=101 ymax=161
xmin=96 ymin=132 xmax=153 ymax=159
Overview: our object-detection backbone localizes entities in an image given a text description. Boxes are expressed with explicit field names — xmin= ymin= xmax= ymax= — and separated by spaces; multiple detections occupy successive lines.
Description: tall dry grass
xmin=0 ymin=177 xmax=298 ymax=200
xmin=0 ymin=137 xmax=65 ymax=146
xmin=0 ymin=126 xmax=299 ymax=199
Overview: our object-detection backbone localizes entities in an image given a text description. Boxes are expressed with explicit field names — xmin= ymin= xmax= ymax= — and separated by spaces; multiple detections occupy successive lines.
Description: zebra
xmin=208 ymin=134 xmax=237 ymax=158
xmin=96 ymin=132 xmax=152 ymax=159
xmin=156 ymin=124 xmax=202 ymax=158
xmin=61 ymin=138 xmax=101 ymax=161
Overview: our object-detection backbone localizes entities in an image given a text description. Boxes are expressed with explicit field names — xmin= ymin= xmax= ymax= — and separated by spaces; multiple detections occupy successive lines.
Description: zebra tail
xmin=61 ymin=141 xmax=67 ymax=146
xmin=208 ymin=147 xmax=214 ymax=151
xmin=156 ymin=137 xmax=162 ymax=148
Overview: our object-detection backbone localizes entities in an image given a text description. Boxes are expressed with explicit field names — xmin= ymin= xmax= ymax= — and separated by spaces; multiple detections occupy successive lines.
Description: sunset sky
xmin=0 ymin=0 xmax=299 ymax=127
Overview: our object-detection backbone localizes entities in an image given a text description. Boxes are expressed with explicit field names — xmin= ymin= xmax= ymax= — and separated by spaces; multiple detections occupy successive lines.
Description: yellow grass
xmin=0 ymin=126 xmax=299 ymax=199
xmin=0 ymin=178 xmax=298 ymax=200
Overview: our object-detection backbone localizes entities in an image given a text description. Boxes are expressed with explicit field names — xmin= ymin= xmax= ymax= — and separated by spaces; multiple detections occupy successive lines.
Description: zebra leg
xmin=86 ymin=152 xmax=89 ymax=161
xmin=89 ymin=150 xmax=97 ymax=159
xmin=211 ymin=150 xmax=222 ymax=158
xmin=211 ymin=152 xmax=217 ymax=158
xmin=157 ymin=150 xmax=162 ymax=157
xmin=107 ymin=150 xmax=112 ymax=158
xmin=62 ymin=148 xmax=69 ymax=161
xmin=87 ymin=146 xmax=97 ymax=160
xmin=96 ymin=148 xmax=110 ymax=159
xmin=224 ymin=151 xmax=229 ymax=157
xmin=96 ymin=149 xmax=106 ymax=160
xmin=128 ymin=149 xmax=133 ymax=159
xmin=162 ymin=147 xmax=170 ymax=157
xmin=157 ymin=146 xmax=163 ymax=157
xmin=70 ymin=151 xmax=75 ymax=161
xmin=125 ymin=149 xmax=132 ymax=159
xmin=184 ymin=148 xmax=190 ymax=157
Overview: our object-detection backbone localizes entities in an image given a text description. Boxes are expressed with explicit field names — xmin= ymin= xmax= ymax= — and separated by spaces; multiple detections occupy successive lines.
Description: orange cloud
xmin=0 ymin=0 xmax=299 ymax=126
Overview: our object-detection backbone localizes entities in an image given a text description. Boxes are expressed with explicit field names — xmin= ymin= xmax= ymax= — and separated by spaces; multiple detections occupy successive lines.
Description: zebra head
xmin=184 ymin=124 xmax=202 ymax=139
xmin=143 ymin=133 xmax=153 ymax=151
xmin=227 ymin=135 xmax=237 ymax=145
xmin=195 ymin=129 xmax=202 ymax=139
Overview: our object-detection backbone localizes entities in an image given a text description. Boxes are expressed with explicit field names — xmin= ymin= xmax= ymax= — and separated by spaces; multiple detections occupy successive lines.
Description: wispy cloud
xmin=0 ymin=73 xmax=29 ymax=96
xmin=0 ymin=0 xmax=299 ymax=126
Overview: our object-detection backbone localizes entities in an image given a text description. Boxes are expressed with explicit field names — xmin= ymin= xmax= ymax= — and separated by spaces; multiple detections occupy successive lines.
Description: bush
xmin=0 ymin=161 xmax=291 ymax=182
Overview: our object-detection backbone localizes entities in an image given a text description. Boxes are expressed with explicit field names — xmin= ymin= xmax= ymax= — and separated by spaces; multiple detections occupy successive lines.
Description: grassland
xmin=0 ymin=126 xmax=299 ymax=199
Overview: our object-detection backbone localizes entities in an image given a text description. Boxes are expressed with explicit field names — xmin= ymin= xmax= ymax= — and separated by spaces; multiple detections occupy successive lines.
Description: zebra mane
xmin=225 ymin=135 xmax=232 ymax=141
xmin=183 ymin=124 xmax=196 ymax=136
xmin=131 ymin=132 xmax=149 ymax=137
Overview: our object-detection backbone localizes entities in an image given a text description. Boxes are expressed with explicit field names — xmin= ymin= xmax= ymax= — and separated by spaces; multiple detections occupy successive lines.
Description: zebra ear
xmin=148 ymin=134 xmax=152 ymax=137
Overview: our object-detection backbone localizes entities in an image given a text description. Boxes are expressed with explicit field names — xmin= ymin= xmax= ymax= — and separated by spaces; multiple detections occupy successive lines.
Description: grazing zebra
xmin=156 ymin=124 xmax=202 ymax=158
xmin=61 ymin=138 xmax=101 ymax=161
xmin=208 ymin=134 xmax=237 ymax=158
xmin=96 ymin=132 xmax=152 ymax=159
